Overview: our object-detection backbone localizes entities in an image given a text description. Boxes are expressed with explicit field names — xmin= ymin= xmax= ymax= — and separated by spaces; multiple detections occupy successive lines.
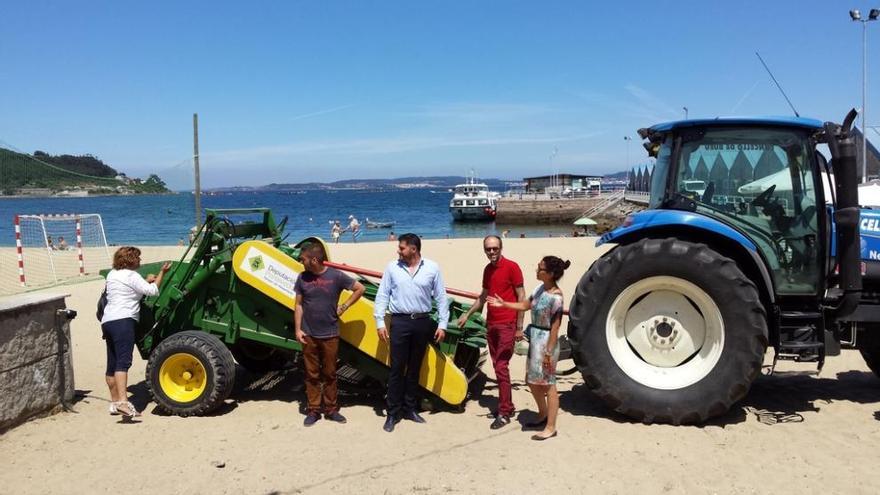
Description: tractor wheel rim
xmin=606 ymin=276 xmax=725 ymax=390
xmin=159 ymin=352 xmax=208 ymax=402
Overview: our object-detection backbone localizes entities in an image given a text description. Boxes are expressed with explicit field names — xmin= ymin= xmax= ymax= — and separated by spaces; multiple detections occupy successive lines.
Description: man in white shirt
xmin=373 ymin=233 xmax=448 ymax=432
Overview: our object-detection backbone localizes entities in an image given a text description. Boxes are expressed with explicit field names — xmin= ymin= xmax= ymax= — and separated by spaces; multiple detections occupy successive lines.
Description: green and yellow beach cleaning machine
xmin=127 ymin=208 xmax=487 ymax=416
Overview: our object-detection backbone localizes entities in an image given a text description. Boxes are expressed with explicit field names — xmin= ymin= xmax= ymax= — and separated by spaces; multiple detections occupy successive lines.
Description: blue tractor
xmin=567 ymin=110 xmax=869 ymax=424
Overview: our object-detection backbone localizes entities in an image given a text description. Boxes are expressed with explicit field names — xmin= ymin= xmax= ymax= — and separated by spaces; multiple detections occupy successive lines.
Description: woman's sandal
xmin=530 ymin=430 xmax=558 ymax=441
xmin=109 ymin=402 xmax=120 ymax=415
xmin=115 ymin=401 xmax=141 ymax=418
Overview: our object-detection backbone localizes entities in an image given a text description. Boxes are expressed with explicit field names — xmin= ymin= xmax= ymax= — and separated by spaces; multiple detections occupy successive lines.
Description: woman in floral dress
xmin=488 ymin=255 xmax=569 ymax=440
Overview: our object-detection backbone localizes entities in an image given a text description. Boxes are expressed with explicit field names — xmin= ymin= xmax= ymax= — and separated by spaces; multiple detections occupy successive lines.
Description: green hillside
xmin=0 ymin=148 xmax=170 ymax=195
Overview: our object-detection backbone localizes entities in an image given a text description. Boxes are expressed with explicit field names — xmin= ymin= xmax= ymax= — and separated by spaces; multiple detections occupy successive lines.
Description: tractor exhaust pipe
xmin=824 ymin=109 xmax=862 ymax=319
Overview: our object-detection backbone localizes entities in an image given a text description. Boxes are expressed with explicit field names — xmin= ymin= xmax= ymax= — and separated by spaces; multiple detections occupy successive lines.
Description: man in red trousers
xmin=457 ymin=235 xmax=524 ymax=429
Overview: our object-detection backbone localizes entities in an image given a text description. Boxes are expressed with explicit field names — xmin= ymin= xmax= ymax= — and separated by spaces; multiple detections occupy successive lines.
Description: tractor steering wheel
xmin=751 ymin=184 xmax=776 ymax=208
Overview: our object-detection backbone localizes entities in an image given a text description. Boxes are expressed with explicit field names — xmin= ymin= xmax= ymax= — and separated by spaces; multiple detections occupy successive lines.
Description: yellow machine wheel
xmin=146 ymin=331 xmax=236 ymax=417
xmin=158 ymin=353 xmax=208 ymax=403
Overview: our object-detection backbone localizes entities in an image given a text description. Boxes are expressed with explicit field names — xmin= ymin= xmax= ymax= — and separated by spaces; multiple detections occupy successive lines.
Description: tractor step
xmin=779 ymin=341 xmax=823 ymax=351
xmin=780 ymin=311 xmax=822 ymax=320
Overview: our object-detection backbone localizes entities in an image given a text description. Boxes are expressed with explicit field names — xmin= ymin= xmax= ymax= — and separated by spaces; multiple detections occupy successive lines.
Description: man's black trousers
xmin=386 ymin=315 xmax=434 ymax=417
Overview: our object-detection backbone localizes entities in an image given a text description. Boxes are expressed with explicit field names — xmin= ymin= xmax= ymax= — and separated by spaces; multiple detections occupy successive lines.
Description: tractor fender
xmin=597 ymin=210 xmax=775 ymax=304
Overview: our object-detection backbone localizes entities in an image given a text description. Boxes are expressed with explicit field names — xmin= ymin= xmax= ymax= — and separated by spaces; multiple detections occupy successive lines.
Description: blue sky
xmin=0 ymin=1 xmax=876 ymax=188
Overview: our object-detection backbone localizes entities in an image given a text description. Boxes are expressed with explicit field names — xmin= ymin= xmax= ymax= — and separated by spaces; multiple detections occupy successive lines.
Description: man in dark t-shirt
xmin=294 ymin=242 xmax=365 ymax=426
xmin=456 ymin=235 xmax=524 ymax=429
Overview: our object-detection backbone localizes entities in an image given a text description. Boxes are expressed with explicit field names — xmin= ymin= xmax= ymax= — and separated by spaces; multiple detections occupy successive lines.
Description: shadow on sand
xmin=559 ymin=369 xmax=880 ymax=427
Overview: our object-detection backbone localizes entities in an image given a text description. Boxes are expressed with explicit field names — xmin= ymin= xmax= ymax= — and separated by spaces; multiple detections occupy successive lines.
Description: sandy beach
xmin=2 ymin=237 xmax=880 ymax=494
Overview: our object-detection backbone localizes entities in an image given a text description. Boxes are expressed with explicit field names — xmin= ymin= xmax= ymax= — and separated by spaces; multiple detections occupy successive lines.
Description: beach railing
xmin=624 ymin=191 xmax=651 ymax=204
xmin=578 ymin=190 xmax=625 ymax=218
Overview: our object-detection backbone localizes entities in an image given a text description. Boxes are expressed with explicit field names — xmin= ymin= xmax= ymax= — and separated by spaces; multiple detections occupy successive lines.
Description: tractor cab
xmin=643 ymin=118 xmax=826 ymax=296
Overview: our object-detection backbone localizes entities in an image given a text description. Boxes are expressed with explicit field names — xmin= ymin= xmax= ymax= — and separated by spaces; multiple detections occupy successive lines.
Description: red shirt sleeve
xmin=482 ymin=264 xmax=491 ymax=291
xmin=509 ymin=260 xmax=524 ymax=288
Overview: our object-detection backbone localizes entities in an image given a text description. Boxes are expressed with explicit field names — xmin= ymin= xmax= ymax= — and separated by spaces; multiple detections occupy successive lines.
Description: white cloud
xmin=204 ymin=131 xmax=602 ymax=162
xmin=288 ymin=104 xmax=356 ymax=122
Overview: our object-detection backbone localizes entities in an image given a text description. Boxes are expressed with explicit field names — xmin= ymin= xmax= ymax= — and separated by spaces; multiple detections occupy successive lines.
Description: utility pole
xmin=862 ymin=18 xmax=870 ymax=182
xmin=851 ymin=8 xmax=880 ymax=182
xmin=193 ymin=113 xmax=202 ymax=227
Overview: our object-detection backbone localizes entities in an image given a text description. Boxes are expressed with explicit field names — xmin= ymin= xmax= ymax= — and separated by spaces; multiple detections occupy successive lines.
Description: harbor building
xmin=523 ymin=174 xmax=602 ymax=193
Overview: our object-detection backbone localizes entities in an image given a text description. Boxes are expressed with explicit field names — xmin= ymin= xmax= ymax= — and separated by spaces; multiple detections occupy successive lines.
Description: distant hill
xmin=207 ymin=173 xmax=647 ymax=192
xmin=212 ymin=176 xmax=520 ymax=192
xmin=602 ymin=171 xmax=629 ymax=181
xmin=0 ymin=148 xmax=171 ymax=196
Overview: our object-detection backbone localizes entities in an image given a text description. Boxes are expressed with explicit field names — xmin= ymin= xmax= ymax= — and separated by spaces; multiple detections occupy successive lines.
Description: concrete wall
xmin=496 ymin=197 xmax=603 ymax=223
xmin=0 ymin=293 xmax=74 ymax=432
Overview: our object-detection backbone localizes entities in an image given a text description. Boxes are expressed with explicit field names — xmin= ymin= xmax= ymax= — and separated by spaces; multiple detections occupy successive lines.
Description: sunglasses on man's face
xmin=484 ymin=247 xmax=500 ymax=252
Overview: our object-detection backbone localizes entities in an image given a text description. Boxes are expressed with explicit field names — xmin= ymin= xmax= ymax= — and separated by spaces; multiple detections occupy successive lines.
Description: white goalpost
xmin=13 ymin=214 xmax=111 ymax=288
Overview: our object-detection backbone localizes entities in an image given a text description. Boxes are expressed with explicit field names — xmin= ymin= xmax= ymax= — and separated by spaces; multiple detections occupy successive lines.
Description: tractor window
xmin=648 ymin=135 xmax=673 ymax=209
xmin=675 ymin=127 xmax=820 ymax=295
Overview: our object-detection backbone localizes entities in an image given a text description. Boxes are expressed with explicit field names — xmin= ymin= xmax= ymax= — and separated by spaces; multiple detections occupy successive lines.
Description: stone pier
xmin=495 ymin=196 xmax=604 ymax=223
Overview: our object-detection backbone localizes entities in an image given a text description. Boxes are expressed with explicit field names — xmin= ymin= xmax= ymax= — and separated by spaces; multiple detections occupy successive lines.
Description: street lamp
xmin=851 ymin=8 xmax=880 ymax=183
xmin=624 ymin=136 xmax=632 ymax=191
xmin=683 ymin=106 xmax=689 ymax=119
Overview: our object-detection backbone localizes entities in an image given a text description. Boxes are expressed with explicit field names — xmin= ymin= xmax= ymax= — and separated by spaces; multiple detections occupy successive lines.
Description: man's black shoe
xmin=490 ymin=415 xmax=511 ymax=430
xmin=403 ymin=411 xmax=427 ymax=423
xmin=383 ymin=415 xmax=398 ymax=432
xmin=325 ymin=411 xmax=347 ymax=424
xmin=303 ymin=412 xmax=321 ymax=427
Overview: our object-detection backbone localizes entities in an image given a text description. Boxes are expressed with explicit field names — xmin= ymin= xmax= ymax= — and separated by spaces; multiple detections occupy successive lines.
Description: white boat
xmin=365 ymin=218 xmax=395 ymax=229
xmin=449 ymin=173 xmax=500 ymax=222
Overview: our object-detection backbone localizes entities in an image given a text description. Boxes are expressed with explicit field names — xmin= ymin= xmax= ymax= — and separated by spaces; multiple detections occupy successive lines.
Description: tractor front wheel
xmin=146 ymin=331 xmax=236 ymax=417
xmin=568 ymin=238 xmax=768 ymax=424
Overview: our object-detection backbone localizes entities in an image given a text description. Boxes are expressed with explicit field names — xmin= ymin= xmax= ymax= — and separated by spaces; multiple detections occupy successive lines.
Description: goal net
xmin=13 ymin=214 xmax=111 ymax=288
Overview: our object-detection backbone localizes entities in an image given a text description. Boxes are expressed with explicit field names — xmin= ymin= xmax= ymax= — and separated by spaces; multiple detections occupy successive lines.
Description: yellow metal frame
xmin=231 ymin=240 xmax=469 ymax=404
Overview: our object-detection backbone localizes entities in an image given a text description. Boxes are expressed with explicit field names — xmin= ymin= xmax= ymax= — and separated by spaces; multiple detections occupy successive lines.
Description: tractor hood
xmin=597 ymin=209 xmax=758 ymax=252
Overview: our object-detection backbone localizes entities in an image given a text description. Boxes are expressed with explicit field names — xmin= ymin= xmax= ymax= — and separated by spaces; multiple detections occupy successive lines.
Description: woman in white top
xmin=101 ymin=246 xmax=170 ymax=417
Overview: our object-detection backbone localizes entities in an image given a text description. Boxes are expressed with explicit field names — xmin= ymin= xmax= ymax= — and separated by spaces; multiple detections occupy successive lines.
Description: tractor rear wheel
xmin=858 ymin=329 xmax=880 ymax=377
xmin=568 ymin=238 xmax=768 ymax=424
xmin=146 ymin=331 xmax=236 ymax=417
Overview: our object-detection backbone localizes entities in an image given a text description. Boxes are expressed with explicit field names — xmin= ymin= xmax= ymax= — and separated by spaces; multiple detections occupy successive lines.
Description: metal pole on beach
xmin=193 ymin=113 xmax=202 ymax=227
xmin=851 ymin=8 xmax=879 ymax=182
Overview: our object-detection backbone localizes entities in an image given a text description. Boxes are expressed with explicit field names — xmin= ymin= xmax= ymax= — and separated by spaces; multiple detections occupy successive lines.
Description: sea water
xmin=0 ymin=190 xmax=580 ymax=246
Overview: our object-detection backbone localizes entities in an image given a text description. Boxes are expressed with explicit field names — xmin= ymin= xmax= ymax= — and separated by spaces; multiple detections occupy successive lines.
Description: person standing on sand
xmin=101 ymin=247 xmax=171 ymax=418
xmin=348 ymin=215 xmax=361 ymax=242
xmin=373 ymin=233 xmax=448 ymax=433
xmin=387 ymin=231 xmax=396 ymax=241
xmin=488 ymin=255 xmax=569 ymax=441
xmin=294 ymin=242 xmax=365 ymax=426
xmin=331 ymin=221 xmax=342 ymax=244
xmin=457 ymin=235 xmax=524 ymax=429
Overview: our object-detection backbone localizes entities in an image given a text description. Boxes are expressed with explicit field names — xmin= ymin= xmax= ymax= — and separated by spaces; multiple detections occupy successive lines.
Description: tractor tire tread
xmin=146 ymin=330 xmax=235 ymax=417
xmin=567 ymin=238 xmax=767 ymax=425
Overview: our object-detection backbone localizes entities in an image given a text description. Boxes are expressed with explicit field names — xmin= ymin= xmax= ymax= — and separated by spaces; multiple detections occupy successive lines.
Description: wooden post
xmin=193 ymin=113 xmax=202 ymax=228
